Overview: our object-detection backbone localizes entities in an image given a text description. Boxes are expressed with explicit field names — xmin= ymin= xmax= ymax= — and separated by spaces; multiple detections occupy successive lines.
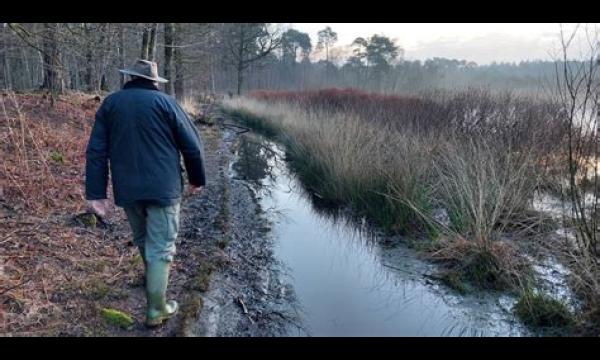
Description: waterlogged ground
xmin=226 ymin=132 xmax=532 ymax=337
xmin=189 ymin=110 xmax=584 ymax=337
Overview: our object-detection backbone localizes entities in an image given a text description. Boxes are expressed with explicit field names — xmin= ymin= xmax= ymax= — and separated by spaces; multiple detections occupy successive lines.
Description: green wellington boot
xmin=131 ymin=248 xmax=147 ymax=287
xmin=140 ymin=248 xmax=147 ymax=286
xmin=145 ymin=261 xmax=178 ymax=327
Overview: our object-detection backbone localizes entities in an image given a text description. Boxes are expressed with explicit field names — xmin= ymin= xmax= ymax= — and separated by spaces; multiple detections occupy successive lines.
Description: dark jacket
xmin=85 ymin=79 xmax=206 ymax=207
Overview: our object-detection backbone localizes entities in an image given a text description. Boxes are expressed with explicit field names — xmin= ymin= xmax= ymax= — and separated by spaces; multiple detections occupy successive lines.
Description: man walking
xmin=85 ymin=59 xmax=206 ymax=327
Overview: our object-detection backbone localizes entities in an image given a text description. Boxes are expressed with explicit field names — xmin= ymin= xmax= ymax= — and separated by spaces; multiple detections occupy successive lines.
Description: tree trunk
xmin=98 ymin=23 xmax=111 ymax=92
xmin=1 ymin=35 xmax=11 ymax=90
xmin=325 ymin=44 xmax=330 ymax=83
xmin=163 ymin=23 xmax=174 ymax=95
xmin=173 ymin=23 xmax=184 ymax=101
xmin=141 ymin=26 xmax=149 ymax=59
xmin=236 ymin=25 xmax=245 ymax=95
xmin=211 ymin=65 xmax=216 ymax=95
xmin=119 ymin=24 xmax=125 ymax=87
xmin=3 ymin=54 xmax=11 ymax=90
xmin=41 ymin=23 xmax=64 ymax=98
xmin=236 ymin=65 xmax=243 ymax=95
xmin=22 ymin=48 xmax=33 ymax=89
xmin=148 ymin=23 xmax=158 ymax=61
xmin=84 ymin=23 xmax=94 ymax=91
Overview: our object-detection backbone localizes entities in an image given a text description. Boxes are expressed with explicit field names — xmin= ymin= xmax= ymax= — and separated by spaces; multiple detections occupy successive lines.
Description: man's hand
xmin=187 ymin=185 xmax=203 ymax=195
xmin=87 ymin=199 xmax=110 ymax=218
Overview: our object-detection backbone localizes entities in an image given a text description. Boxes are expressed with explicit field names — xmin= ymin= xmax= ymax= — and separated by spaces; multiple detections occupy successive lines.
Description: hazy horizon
xmin=289 ymin=23 xmax=590 ymax=65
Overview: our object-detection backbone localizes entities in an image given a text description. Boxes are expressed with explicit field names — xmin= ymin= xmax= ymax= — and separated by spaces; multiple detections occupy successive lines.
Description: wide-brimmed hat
xmin=119 ymin=59 xmax=168 ymax=83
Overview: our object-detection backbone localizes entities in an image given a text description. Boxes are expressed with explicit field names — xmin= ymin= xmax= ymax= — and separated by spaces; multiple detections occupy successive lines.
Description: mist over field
xmin=0 ymin=23 xmax=592 ymax=96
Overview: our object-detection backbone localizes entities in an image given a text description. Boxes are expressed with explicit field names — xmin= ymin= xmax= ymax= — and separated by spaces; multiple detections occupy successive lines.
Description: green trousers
xmin=123 ymin=202 xmax=181 ymax=263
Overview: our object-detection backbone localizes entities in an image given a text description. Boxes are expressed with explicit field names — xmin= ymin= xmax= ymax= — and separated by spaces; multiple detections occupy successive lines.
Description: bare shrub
xmin=551 ymin=24 xmax=600 ymax=333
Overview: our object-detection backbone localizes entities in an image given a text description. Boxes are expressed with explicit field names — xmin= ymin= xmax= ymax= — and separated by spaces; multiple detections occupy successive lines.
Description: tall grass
xmin=432 ymin=138 xmax=540 ymax=243
xmin=223 ymin=88 xmax=568 ymax=291
xmin=226 ymin=98 xmax=434 ymax=232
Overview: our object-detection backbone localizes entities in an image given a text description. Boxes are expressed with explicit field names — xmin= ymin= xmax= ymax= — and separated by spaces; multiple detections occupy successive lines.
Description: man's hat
xmin=119 ymin=59 xmax=168 ymax=83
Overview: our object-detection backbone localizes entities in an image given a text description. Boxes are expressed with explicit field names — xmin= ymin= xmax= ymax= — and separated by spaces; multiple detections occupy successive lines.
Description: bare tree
xmin=148 ymin=23 xmax=158 ymax=60
xmin=1 ymin=23 xmax=12 ymax=89
xmin=163 ymin=23 xmax=174 ymax=95
xmin=83 ymin=23 xmax=95 ymax=91
xmin=141 ymin=24 xmax=150 ymax=59
xmin=173 ymin=23 xmax=184 ymax=100
xmin=555 ymin=24 xmax=600 ymax=257
xmin=221 ymin=23 xmax=281 ymax=95
xmin=118 ymin=23 xmax=126 ymax=87
xmin=41 ymin=23 xmax=64 ymax=100
xmin=552 ymin=23 xmax=600 ymax=328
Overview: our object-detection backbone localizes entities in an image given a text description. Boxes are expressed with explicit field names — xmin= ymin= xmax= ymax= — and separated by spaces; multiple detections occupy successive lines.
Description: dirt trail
xmin=100 ymin=118 xmax=232 ymax=336
xmin=0 ymin=95 xmax=291 ymax=336
xmin=187 ymin=112 xmax=301 ymax=337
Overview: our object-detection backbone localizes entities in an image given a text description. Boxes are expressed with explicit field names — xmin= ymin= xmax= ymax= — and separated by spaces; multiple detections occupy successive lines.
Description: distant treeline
xmin=244 ymin=58 xmax=561 ymax=95
xmin=0 ymin=23 xmax=568 ymax=98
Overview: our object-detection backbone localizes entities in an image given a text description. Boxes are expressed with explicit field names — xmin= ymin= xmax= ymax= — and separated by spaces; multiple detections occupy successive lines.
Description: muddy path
xmin=76 ymin=116 xmax=233 ymax=336
xmin=184 ymin=109 xmax=302 ymax=337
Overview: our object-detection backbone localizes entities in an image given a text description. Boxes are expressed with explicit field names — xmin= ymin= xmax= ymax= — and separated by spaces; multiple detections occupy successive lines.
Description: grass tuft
xmin=514 ymin=291 xmax=574 ymax=329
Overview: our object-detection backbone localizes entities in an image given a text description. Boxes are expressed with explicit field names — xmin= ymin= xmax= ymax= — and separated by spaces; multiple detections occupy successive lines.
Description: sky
xmin=288 ymin=23 xmax=582 ymax=65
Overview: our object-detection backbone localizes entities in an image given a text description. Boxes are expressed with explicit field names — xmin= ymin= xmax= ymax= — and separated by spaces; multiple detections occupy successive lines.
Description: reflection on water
xmin=231 ymin=135 xmax=279 ymax=188
xmin=231 ymin=133 xmax=528 ymax=337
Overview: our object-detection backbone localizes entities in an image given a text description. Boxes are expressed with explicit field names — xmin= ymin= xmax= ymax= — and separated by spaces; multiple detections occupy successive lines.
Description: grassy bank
xmin=222 ymin=88 xmax=600 ymax=333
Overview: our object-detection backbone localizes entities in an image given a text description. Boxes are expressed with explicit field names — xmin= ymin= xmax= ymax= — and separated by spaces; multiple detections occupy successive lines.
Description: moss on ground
xmin=460 ymin=250 xmax=508 ymax=290
xmin=215 ymin=180 xmax=230 ymax=233
xmin=455 ymin=247 xmax=529 ymax=292
xmin=49 ymin=150 xmax=64 ymax=164
xmin=100 ymin=308 xmax=134 ymax=330
xmin=177 ymin=295 xmax=204 ymax=336
xmin=79 ymin=213 xmax=97 ymax=228
xmin=188 ymin=262 xmax=216 ymax=292
xmin=514 ymin=291 xmax=575 ymax=329
xmin=430 ymin=243 xmax=532 ymax=294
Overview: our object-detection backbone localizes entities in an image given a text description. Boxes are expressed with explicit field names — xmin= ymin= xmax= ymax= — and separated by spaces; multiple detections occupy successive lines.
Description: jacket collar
xmin=123 ymin=78 xmax=160 ymax=91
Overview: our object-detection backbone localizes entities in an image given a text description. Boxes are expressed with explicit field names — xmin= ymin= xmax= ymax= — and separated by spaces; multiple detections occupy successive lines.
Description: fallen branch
xmin=237 ymin=297 xmax=255 ymax=324
xmin=237 ymin=297 xmax=249 ymax=314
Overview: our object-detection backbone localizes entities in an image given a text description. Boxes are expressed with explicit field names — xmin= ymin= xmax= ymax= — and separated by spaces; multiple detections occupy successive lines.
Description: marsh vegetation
xmin=224 ymin=85 xmax=600 ymax=334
